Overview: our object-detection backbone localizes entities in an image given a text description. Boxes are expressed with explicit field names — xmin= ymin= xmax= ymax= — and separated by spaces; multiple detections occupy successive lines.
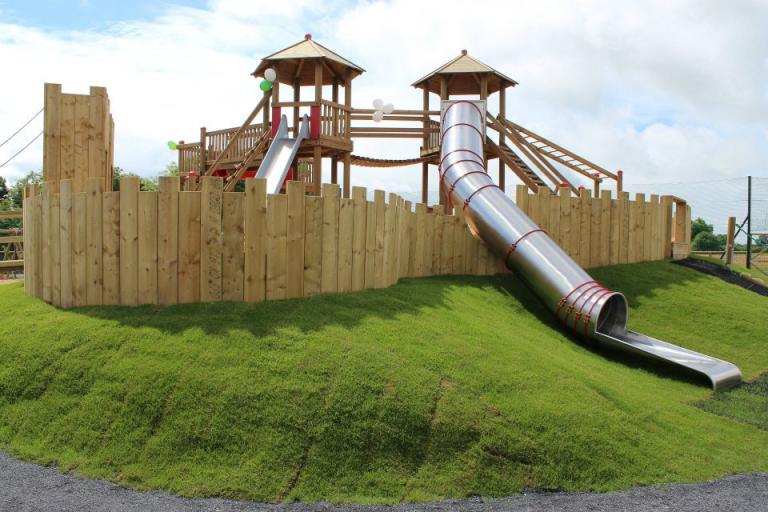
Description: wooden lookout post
xmin=43 ymin=83 xmax=115 ymax=194
xmin=412 ymin=50 xmax=517 ymax=205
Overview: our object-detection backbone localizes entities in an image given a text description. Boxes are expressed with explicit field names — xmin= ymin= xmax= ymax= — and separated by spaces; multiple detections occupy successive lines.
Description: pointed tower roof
xmin=252 ymin=34 xmax=365 ymax=86
xmin=412 ymin=50 xmax=517 ymax=95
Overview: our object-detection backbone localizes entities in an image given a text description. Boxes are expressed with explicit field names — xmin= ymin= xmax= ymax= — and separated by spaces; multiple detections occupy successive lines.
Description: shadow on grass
xmin=696 ymin=372 xmax=768 ymax=429
xmin=67 ymin=260 xmax=716 ymax=389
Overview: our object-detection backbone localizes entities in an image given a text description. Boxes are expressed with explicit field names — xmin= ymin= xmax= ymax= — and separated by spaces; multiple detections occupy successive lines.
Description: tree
xmin=692 ymin=231 xmax=726 ymax=251
xmin=691 ymin=217 xmax=713 ymax=240
xmin=0 ymin=176 xmax=8 ymax=200
xmin=112 ymin=166 xmax=158 ymax=192
xmin=162 ymin=161 xmax=179 ymax=177
xmin=7 ymin=170 xmax=42 ymax=209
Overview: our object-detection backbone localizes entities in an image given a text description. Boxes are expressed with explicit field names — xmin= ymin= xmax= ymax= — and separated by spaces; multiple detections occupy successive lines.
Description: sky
xmin=1 ymin=0 xmax=767 ymax=231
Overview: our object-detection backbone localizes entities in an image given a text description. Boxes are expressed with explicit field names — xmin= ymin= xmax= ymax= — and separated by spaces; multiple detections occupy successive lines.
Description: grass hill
xmin=0 ymin=261 xmax=766 ymax=504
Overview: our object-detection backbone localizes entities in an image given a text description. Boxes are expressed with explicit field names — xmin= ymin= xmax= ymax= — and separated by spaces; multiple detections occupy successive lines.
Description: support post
xmin=593 ymin=174 xmax=600 ymax=198
xmin=439 ymin=76 xmax=449 ymax=206
xmin=747 ymin=175 xmax=752 ymax=269
xmin=343 ymin=153 xmax=351 ymax=199
xmin=199 ymin=127 xmax=207 ymax=175
xmin=617 ymin=169 xmax=623 ymax=195
xmin=421 ymin=162 xmax=429 ymax=205
xmin=726 ymin=216 xmax=736 ymax=267
xmin=498 ymin=86 xmax=506 ymax=192
xmin=293 ymin=78 xmax=300 ymax=135
xmin=312 ymin=145 xmax=322 ymax=196
xmin=331 ymin=157 xmax=338 ymax=184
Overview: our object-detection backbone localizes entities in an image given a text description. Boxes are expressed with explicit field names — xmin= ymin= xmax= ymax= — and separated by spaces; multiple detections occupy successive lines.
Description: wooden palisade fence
xmin=23 ymin=178 xmax=690 ymax=308
xmin=23 ymin=177 xmax=501 ymax=307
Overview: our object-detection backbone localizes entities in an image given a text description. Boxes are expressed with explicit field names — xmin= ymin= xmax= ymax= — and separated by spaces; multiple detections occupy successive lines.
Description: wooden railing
xmin=0 ymin=210 xmax=24 ymax=277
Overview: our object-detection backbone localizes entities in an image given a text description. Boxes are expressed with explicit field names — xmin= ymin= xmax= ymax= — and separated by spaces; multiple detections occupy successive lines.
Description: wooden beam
xmin=343 ymin=153 xmax=351 ymax=199
xmin=314 ymin=61 xmax=323 ymax=102
xmin=498 ymin=86 xmax=506 ymax=192
xmin=422 ymin=162 xmax=429 ymax=204
xmin=479 ymin=75 xmax=488 ymax=100
xmin=331 ymin=157 xmax=338 ymax=184
xmin=205 ymin=94 xmax=269 ymax=179
xmin=199 ymin=126 xmax=207 ymax=174
xmin=293 ymin=78 xmax=300 ymax=135
xmin=312 ymin=145 xmax=322 ymax=195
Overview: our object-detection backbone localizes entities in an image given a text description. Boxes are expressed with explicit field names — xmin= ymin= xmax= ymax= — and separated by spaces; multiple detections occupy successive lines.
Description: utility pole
xmin=747 ymin=175 xmax=752 ymax=269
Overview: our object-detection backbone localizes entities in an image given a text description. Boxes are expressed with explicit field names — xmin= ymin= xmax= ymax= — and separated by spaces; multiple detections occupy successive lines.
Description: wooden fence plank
xmin=244 ymin=178 xmax=267 ymax=301
xmin=558 ymin=187 xmax=571 ymax=255
xmin=364 ymin=197 xmax=376 ymax=288
xmin=222 ymin=192 xmax=245 ymax=301
xmin=351 ymin=187 xmax=367 ymax=291
xmin=72 ymin=192 xmax=87 ymax=306
xmin=321 ymin=184 xmax=340 ymax=293
xmin=119 ymin=176 xmax=139 ymax=305
xmin=609 ymin=195 xmax=620 ymax=265
xmin=453 ymin=215 xmax=464 ymax=273
xmin=600 ymin=190 xmax=611 ymax=267
xmin=661 ymin=196 xmax=674 ymax=258
xmin=645 ymin=195 xmax=657 ymax=261
xmin=200 ymin=177 xmax=223 ymax=302
xmin=138 ymin=191 xmax=158 ymax=304
xmin=579 ymin=190 xmax=591 ymax=268
xmin=266 ymin=193 xmax=287 ymax=300
xmin=338 ymin=197 xmax=354 ymax=292
xmin=570 ymin=189 xmax=582 ymax=265
xmin=43 ymin=84 xmax=61 ymax=187
xmin=74 ymin=95 xmax=89 ymax=192
xmin=424 ymin=210 xmax=435 ymax=276
xmin=102 ymin=191 xmax=120 ymax=304
xmin=590 ymin=194 xmax=601 ymax=267
xmin=50 ymin=192 xmax=61 ymax=306
xmin=431 ymin=205 xmax=443 ymax=275
xmin=303 ymin=196 xmax=323 ymax=296
xmin=59 ymin=95 xmax=75 ymax=182
xmin=620 ymin=192 xmax=630 ymax=264
xmin=383 ymin=194 xmax=398 ymax=286
xmin=414 ymin=204 xmax=426 ymax=277
xmin=59 ymin=181 xmax=73 ymax=308
xmin=286 ymin=181 xmax=305 ymax=299
xmin=178 ymin=191 xmax=201 ymax=303
xmin=158 ymin=177 xmax=179 ymax=305
xmin=373 ymin=190 xmax=386 ymax=288
xmin=441 ymin=211 xmax=454 ymax=274
xmin=86 ymin=177 xmax=103 ymax=304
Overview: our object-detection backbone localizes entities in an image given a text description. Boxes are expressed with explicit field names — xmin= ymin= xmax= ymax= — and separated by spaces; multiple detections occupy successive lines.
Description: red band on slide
xmin=442 ymin=100 xmax=483 ymax=122
xmin=440 ymin=159 xmax=485 ymax=180
xmin=439 ymin=148 xmax=486 ymax=169
xmin=563 ymin=283 xmax=603 ymax=322
xmin=441 ymin=122 xmax=484 ymax=141
xmin=446 ymin=171 xmax=493 ymax=209
xmin=556 ymin=281 xmax=598 ymax=314
xmin=504 ymin=229 xmax=548 ymax=266
xmin=462 ymin=184 xmax=499 ymax=210
xmin=583 ymin=289 xmax=614 ymax=335
xmin=573 ymin=286 xmax=607 ymax=329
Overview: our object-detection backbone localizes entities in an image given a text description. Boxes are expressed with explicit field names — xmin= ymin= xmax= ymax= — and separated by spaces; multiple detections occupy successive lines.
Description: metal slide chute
xmin=255 ymin=114 xmax=310 ymax=194
xmin=440 ymin=100 xmax=741 ymax=391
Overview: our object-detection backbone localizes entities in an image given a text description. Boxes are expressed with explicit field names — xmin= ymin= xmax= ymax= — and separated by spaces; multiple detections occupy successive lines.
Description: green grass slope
xmin=0 ymin=261 xmax=766 ymax=504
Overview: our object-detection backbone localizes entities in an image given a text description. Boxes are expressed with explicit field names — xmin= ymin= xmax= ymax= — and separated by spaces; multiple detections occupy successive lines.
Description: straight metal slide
xmin=255 ymin=114 xmax=310 ymax=194
xmin=439 ymin=100 xmax=741 ymax=391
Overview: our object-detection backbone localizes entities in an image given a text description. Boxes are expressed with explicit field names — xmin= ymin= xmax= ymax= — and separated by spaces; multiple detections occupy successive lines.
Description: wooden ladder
xmin=223 ymin=131 xmax=271 ymax=192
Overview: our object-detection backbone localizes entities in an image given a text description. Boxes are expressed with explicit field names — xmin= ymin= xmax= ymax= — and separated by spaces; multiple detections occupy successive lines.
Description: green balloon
xmin=167 ymin=141 xmax=177 ymax=150
xmin=260 ymin=80 xmax=273 ymax=92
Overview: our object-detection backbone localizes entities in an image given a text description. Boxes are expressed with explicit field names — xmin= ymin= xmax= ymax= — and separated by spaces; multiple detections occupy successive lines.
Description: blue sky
xmin=0 ymin=0 xmax=766 ymax=232
xmin=0 ymin=0 xmax=208 ymax=31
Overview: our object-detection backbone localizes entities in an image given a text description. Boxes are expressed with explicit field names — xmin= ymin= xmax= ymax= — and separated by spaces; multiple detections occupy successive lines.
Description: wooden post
xmin=199 ymin=127 xmax=207 ymax=175
xmin=617 ymin=169 xmax=623 ymax=195
xmin=593 ymin=174 xmax=600 ymax=198
xmin=421 ymin=162 xmax=429 ymax=205
xmin=271 ymin=67 xmax=279 ymax=105
xmin=331 ymin=157 xmax=338 ymax=184
xmin=439 ymin=76 xmax=449 ymax=206
xmin=479 ymin=75 xmax=488 ymax=100
xmin=498 ymin=86 xmax=506 ymax=192
xmin=343 ymin=153 xmax=351 ymax=199
xmin=314 ymin=61 xmax=323 ymax=103
xmin=422 ymin=87 xmax=430 ymax=203
xmin=312 ymin=145 xmax=322 ymax=196
xmin=344 ymin=77 xmax=352 ymax=139
xmin=293 ymin=78 xmax=301 ymax=135
xmin=262 ymin=90 xmax=270 ymax=128
xmin=725 ymin=216 xmax=736 ymax=266
xmin=331 ymin=79 xmax=339 ymax=137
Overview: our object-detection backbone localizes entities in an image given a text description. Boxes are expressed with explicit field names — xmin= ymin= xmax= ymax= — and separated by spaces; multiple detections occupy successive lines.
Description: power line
xmin=0 ymin=131 xmax=43 ymax=169
xmin=0 ymin=107 xmax=43 ymax=149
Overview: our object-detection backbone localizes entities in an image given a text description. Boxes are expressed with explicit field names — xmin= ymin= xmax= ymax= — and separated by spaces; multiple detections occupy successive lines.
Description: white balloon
xmin=373 ymin=98 xmax=384 ymax=110
xmin=372 ymin=110 xmax=384 ymax=122
xmin=382 ymin=103 xmax=394 ymax=114
xmin=264 ymin=68 xmax=277 ymax=82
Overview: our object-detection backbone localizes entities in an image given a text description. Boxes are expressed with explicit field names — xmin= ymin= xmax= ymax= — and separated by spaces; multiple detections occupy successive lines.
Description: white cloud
xmin=1 ymin=0 xmax=766 ymax=219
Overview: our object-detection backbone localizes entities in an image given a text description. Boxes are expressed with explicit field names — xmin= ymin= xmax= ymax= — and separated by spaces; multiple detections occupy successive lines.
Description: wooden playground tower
xmin=176 ymin=36 xmax=624 ymax=202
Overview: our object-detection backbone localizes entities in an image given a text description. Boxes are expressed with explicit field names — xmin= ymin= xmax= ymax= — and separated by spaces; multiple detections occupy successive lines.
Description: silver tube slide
xmin=440 ymin=100 xmax=741 ymax=391
xmin=256 ymin=114 xmax=310 ymax=194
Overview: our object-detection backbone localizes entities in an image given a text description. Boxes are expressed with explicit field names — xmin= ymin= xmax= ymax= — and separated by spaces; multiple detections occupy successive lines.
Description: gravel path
xmin=1 ymin=450 xmax=767 ymax=512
